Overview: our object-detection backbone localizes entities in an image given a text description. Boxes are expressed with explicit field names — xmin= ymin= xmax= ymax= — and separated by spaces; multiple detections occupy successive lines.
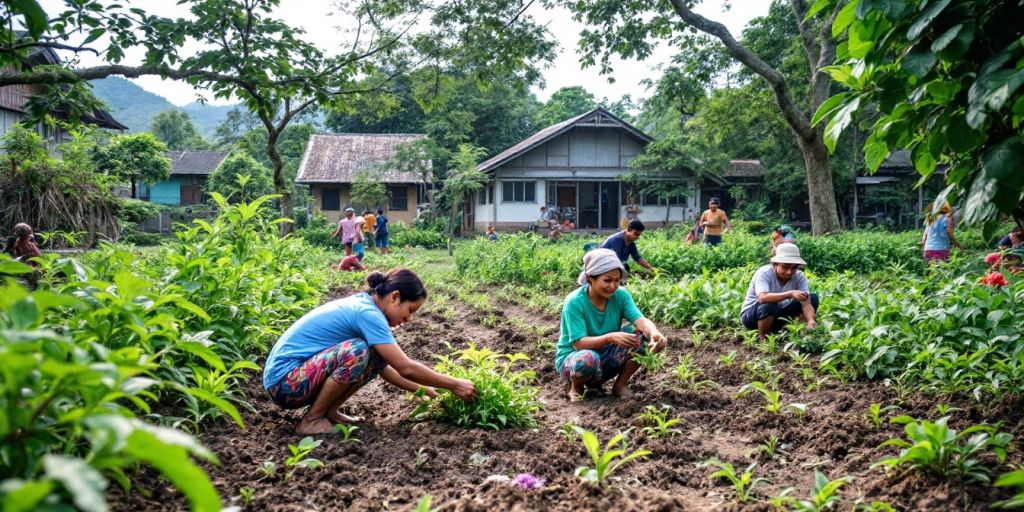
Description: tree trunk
xmin=796 ymin=135 xmax=843 ymax=234
xmin=447 ymin=197 xmax=458 ymax=256
xmin=266 ymin=129 xmax=293 ymax=236
xmin=130 ymin=177 xmax=137 ymax=199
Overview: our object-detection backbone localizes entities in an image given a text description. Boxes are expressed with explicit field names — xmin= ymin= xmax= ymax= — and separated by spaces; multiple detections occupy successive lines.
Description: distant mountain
xmin=89 ymin=77 xmax=235 ymax=137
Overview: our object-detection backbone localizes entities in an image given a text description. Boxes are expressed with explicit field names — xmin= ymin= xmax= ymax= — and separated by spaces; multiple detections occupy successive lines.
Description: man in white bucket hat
xmin=740 ymin=243 xmax=819 ymax=339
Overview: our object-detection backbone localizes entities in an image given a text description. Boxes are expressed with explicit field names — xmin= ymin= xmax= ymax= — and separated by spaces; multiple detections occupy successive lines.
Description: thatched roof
xmin=722 ymin=159 xmax=764 ymax=178
xmin=295 ymin=133 xmax=429 ymax=184
xmin=477 ymin=107 xmax=653 ymax=173
xmin=166 ymin=151 xmax=229 ymax=176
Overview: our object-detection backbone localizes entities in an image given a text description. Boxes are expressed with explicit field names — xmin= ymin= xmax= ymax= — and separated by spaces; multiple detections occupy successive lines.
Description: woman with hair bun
xmin=263 ymin=268 xmax=478 ymax=434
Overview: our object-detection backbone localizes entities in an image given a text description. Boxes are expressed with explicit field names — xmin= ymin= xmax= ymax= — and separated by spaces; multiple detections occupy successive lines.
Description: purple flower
xmin=512 ymin=473 xmax=545 ymax=490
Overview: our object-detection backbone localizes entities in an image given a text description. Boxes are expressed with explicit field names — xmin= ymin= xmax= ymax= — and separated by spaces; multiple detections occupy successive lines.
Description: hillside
xmin=89 ymin=77 xmax=234 ymax=136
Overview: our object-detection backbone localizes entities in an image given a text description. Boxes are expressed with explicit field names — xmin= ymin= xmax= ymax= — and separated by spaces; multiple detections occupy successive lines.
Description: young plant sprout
xmin=700 ymin=457 xmax=768 ymax=502
xmin=573 ymin=427 xmax=651 ymax=485
xmin=638 ymin=405 xmax=682 ymax=439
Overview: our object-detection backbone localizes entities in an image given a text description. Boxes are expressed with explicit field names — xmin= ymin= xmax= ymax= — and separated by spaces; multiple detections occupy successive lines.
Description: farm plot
xmin=109 ymin=252 xmax=1024 ymax=511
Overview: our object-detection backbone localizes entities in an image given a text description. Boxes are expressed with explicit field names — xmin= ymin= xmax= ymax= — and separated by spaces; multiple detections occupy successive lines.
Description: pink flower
xmin=511 ymin=473 xmax=545 ymax=490
xmin=980 ymin=271 xmax=1009 ymax=287
xmin=985 ymin=252 xmax=1002 ymax=266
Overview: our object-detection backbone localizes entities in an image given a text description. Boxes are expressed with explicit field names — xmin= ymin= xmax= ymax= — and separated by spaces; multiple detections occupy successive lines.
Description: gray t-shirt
xmin=741 ymin=264 xmax=809 ymax=314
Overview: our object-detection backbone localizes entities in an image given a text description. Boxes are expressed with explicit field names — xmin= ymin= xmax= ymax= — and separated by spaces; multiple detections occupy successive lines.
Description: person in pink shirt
xmin=331 ymin=207 xmax=364 ymax=256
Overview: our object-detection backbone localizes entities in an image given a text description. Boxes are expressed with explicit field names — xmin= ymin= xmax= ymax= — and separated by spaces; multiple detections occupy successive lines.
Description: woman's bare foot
xmin=611 ymin=384 xmax=634 ymax=399
xmin=327 ymin=410 xmax=364 ymax=424
xmin=295 ymin=416 xmax=335 ymax=435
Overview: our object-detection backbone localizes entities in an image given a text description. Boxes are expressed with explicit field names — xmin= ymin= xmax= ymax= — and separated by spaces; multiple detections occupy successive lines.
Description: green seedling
xmin=638 ymin=405 xmax=682 ymax=439
xmin=993 ymin=469 xmax=1024 ymax=508
xmin=414 ymin=447 xmax=429 ymax=468
xmin=690 ymin=329 xmax=707 ymax=348
xmin=853 ymin=502 xmax=897 ymax=512
xmin=935 ymin=403 xmax=963 ymax=416
xmin=559 ymin=420 xmax=581 ymax=443
xmin=284 ymin=436 xmax=324 ymax=481
xmin=632 ymin=349 xmax=667 ymax=373
xmin=770 ymin=470 xmax=851 ymax=512
xmin=873 ymin=416 xmax=1012 ymax=483
xmin=238 ymin=487 xmax=255 ymax=507
xmin=718 ymin=350 xmax=738 ymax=366
xmin=864 ymin=403 xmax=897 ymax=429
xmin=414 ymin=494 xmax=438 ymax=512
xmin=674 ymin=353 xmax=717 ymax=390
xmin=573 ymin=427 xmax=652 ymax=485
xmin=259 ymin=460 xmax=277 ymax=478
xmin=332 ymin=423 xmax=362 ymax=444
xmin=736 ymin=381 xmax=808 ymax=415
xmin=755 ymin=434 xmax=781 ymax=459
xmin=700 ymin=457 xmax=768 ymax=502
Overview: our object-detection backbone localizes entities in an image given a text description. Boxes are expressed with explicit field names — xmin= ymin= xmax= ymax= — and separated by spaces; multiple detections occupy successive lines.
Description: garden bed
xmin=110 ymin=283 xmax=1022 ymax=511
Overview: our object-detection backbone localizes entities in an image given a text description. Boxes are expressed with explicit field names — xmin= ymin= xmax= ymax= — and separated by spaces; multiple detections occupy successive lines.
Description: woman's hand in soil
xmin=450 ymin=378 xmax=477 ymax=402
xmin=647 ymin=330 xmax=668 ymax=353
xmin=422 ymin=387 xmax=439 ymax=400
xmin=605 ymin=332 xmax=640 ymax=350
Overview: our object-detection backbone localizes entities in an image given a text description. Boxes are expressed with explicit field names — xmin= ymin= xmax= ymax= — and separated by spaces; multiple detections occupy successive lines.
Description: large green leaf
xmin=7 ymin=0 xmax=48 ymax=38
xmin=184 ymin=387 xmax=245 ymax=428
xmin=0 ymin=479 xmax=54 ymax=512
xmin=824 ymin=97 xmax=861 ymax=152
xmin=832 ymin=1 xmax=858 ymax=37
xmin=902 ymin=44 xmax=936 ymax=78
xmin=982 ymin=138 xmax=1024 ymax=191
xmin=43 ymin=455 xmax=107 ymax=512
xmin=175 ymin=342 xmax=226 ymax=372
xmin=907 ymin=0 xmax=951 ymax=41
xmin=124 ymin=430 xmax=221 ymax=512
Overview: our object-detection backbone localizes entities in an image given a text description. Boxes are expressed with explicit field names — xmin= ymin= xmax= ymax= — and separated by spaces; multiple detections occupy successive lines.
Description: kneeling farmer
xmin=557 ymin=249 xmax=667 ymax=401
xmin=263 ymin=269 xmax=478 ymax=434
xmin=740 ymin=244 xmax=819 ymax=340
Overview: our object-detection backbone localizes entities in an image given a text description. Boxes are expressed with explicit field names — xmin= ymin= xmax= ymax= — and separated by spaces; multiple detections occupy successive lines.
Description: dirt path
xmin=112 ymin=283 xmax=1022 ymax=511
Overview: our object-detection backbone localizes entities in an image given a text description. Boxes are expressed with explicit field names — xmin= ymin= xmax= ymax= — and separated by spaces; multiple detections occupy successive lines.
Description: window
xmin=501 ymin=180 xmax=536 ymax=203
xmin=477 ymin=184 xmax=493 ymax=205
xmin=322 ymin=187 xmax=340 ymax=211
xmin=389 ymin=185 xmax=408 ymax=210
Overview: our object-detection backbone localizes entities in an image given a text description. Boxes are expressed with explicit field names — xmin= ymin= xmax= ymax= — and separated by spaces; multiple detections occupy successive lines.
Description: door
xmin=600 ymin=182 xmax=620 ymax=229
xmin=578 ymin=182 xmax=598 ymax=229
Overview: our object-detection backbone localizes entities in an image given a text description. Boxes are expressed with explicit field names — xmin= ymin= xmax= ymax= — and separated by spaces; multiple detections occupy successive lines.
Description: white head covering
xmin=578 ymin=248 xmax=628 ymax=285
xmin=770 ymin=243 xmax=807 ymax=266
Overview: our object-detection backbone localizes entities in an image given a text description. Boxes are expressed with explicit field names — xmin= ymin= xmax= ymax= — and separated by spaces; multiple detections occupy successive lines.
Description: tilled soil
xmin=112 ymin=285 xmax=1023 ymax=511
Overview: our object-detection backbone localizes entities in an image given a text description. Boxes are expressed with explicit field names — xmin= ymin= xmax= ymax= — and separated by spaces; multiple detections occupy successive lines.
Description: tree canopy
xmin=205 ymin=153 xmax=274 ymax=202
xmin=150 ymin=110 xmax=210 ymax=151
xmin=92 ymin=133 xmax=171 ymax=198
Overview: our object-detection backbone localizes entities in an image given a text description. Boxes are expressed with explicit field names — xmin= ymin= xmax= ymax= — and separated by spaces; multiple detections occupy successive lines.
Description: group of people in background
xmin=331 ymin=207 xmax=391 ymax=272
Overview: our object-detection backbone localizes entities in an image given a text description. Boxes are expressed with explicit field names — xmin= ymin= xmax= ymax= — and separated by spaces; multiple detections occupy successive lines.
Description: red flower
xmin=980 ymin=271 xmax=1009 ymax=287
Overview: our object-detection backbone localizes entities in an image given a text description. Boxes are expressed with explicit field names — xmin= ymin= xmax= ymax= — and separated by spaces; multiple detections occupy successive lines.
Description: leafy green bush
xmin=0 ymin=193 xmax=332 ymax=509
xmin=390 ymin=222 xmax=446 ymax=249
xmin=412 ymin=344 xmax=542 ymax=430
xmin=296 ymin=224 xmax=338 ymax=249
xmin=873 ymin=416 xmax=1011 ymax=484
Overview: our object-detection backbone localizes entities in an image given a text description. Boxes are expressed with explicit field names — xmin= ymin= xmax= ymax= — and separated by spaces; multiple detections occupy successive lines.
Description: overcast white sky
xmin=39 ymin=0 xmax=769 ymax=106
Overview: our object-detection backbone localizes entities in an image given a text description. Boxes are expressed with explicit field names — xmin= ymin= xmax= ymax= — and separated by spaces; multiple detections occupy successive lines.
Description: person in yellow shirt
xmin=695 ymin=197 xmax=730 ymax=246
xmin=362 ymin=210 xmax=377 ymax=251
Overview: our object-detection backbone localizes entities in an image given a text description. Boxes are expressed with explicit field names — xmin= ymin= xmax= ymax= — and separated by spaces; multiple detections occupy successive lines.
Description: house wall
xmin=310 ymin=184 xmax=419 ymax=225
xmin=148 ymin=178 xmax=181 ymax=205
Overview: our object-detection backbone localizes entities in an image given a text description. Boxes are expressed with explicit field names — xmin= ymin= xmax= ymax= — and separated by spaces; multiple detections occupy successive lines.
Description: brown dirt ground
xmin=111 ymin=283 xmax=1023 ymax=511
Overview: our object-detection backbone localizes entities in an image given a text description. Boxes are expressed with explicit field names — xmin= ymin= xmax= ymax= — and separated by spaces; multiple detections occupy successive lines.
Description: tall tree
xmin=350 ymin=170 xmax=390 ymax=212
xmin=560 ymin=0 xmax=847 ymax=234
xmin=533 ymin=86 xmax=597 ymax=127
xmin=815 ymin=0 xmax=1024 ymax=229
xmin=205 ymin=153 xmax=274 ymax=202
xmin=150 ymin=110 xmax=210 ymax=151
xmin=443 ymin=144 xmax=488 ymax=255
xmin=92 ymin=133 xmax=171 ymax=198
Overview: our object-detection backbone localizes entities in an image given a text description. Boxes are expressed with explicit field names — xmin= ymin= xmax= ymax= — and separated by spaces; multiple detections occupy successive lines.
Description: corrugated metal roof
xmin=295 ymin=133 xmax=429 ymax=184
xmin=166 ymin=151 xmax=229 ymax=176
xmin=477 ymin=107 xmax=654 ymax=173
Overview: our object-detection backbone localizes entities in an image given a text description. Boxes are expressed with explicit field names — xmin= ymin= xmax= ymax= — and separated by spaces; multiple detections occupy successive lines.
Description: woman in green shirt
xmin=556 ymin=249 xmax=668 ymax=401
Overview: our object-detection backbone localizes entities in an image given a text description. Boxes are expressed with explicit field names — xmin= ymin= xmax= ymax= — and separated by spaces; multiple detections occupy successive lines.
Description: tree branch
xmin=0 ymin=64 xmax=248 ymax=87
xmin=499 ymin=0 xmax=536 ymax=33
xmin=789 ymin=0 xmax=821 ymax=70
xmin=810 ymin=1 xmax=845 ymax=113
xmin=667 ymin=0 xmax=814 ymax=140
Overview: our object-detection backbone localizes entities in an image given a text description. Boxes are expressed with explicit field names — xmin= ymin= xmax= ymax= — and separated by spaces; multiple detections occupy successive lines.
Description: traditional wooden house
xmin=472 ymin=107 xmax=703 ymax=232
xmin=0 ymin=47 xmax=126 ymax=139
xmin=140 ymin=151 xmax=229 ymax=205
xmin=296 ymin=133 xmax=429 ymax=224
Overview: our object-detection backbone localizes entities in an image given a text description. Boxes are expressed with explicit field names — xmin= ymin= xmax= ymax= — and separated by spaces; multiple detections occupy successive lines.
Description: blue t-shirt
xmin=925 ymin=216 xmax=950 ymax=251
xmin=263 ymin=293 xmax=396 ymax=389
xmin=599 ymin=231 xmax=642 ymax=264
xmin=376 ymin=214 xmax=389 ymax=235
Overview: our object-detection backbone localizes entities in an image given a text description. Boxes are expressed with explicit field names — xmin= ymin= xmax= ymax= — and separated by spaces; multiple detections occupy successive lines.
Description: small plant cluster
xmin=260 ymin=436 xmax=326 ymax=483
xmin=674 ymin=353 xmax=717 ymax=390
xmin=571 ymin=427 xmax=651 ymax=485
xmin=638 ymin=405 xmax=682 ymax=439
xmin=736 ymin=381 xmax=808 ymax=416
xmin=873 ymin=416 xmax=1012 ymax=484
xmin=412 ymin=343 xmax=542 ymax=430
xmin=0 ymin=195 xmax=332 ymax=510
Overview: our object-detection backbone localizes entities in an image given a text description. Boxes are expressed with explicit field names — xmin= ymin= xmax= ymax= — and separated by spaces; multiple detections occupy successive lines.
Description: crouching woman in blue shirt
xmin=263 ymin=269 xmax=478 ymax=434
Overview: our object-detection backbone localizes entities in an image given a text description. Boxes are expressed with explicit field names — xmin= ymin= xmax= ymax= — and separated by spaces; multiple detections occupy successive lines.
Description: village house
xmin=0 ymin=47 xmax=126 ymax=141
xmin=296 ymin=133 xmax=429 ymax=224
xmin=139 ymin=151 xmax=230 ymax=205
xmin=472 ymin=107 xmax=703 ymax=232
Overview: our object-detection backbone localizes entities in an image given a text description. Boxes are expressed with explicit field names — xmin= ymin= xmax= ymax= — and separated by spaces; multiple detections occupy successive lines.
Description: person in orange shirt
xmin=361 ymin=210 xmax=377 ymax=252
xmin=695 ymin=197 xmax=731 ymax=246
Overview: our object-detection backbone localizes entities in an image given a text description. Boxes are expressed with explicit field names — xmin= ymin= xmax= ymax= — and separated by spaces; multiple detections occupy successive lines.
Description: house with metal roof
xmin=139 ymin=151 xmax=230 ymax=205
xmin=0 ymin=46 xmax=127 ymax=140
xmin=473 ymin=107 xmax=704 ymax=232
xmin=295 ymin=133 xmax=429 ymax=224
